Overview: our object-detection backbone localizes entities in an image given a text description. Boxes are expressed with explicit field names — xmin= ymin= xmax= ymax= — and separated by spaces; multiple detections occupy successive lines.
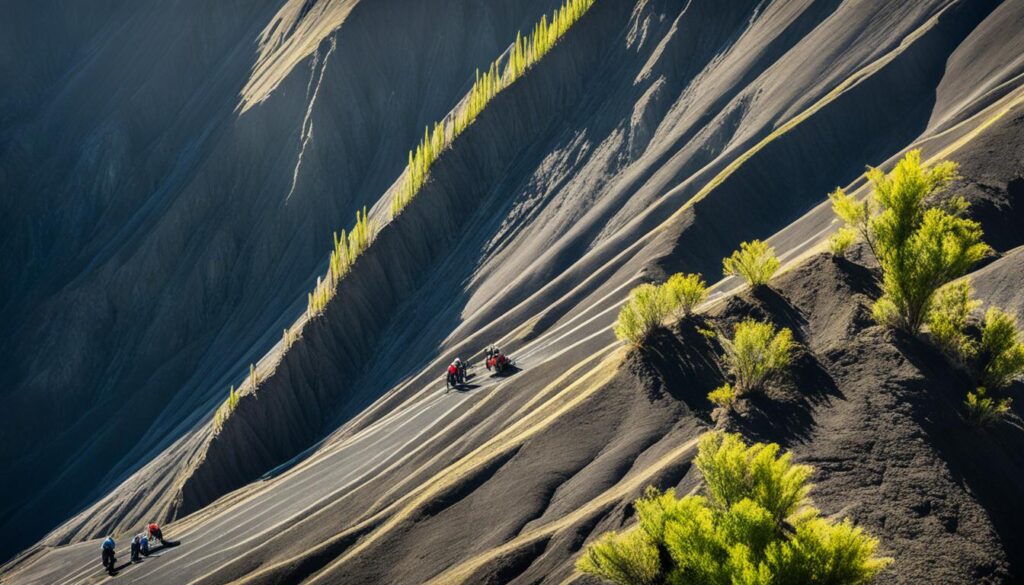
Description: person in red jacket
xmin=446 ymin=363 xmax=459 ymax=390
xmin=147 ymin=522 xmax=167 ymax=546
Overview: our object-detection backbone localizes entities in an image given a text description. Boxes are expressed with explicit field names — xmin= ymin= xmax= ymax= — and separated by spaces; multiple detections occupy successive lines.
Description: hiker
xmin=130 ymin=533 xmax=142 ymax=562
xmin=139 ymin=532 xmax=151 ymax=556
xmin=446 ymin=362 xmax=459 ymax=389
xmin=148 ymin=522 xmax=168 ymax=545
xmin=487 ymin=347 xmax=510 ymax=373
xmin=101 ymin=536 xmax=116 ymax=574
xmin=453 ymin=357 xmax=467 ymax=382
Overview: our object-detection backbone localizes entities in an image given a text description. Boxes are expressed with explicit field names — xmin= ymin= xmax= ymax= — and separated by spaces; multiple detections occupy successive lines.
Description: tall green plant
xmin=577 ymin=432 xmax=891 ymax=585
xmin=830 ymin=151 xmax=989 ymax=333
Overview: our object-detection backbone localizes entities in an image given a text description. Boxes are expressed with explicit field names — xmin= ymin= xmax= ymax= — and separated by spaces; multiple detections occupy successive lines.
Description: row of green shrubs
xmin=305 ymin=0 xmax=598 ymax=325
xmin=389 ymin=0 xmax=597 ymax=218
xmin=307 ymin=207 xmax=378 ymax=317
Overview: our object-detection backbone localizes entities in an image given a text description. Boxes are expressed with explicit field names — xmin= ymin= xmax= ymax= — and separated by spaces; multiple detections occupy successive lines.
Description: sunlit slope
xmin=0 ymin=0 xmax=562 ymax=560
xmin=4 ymin=0 xmax=1024 ymax=583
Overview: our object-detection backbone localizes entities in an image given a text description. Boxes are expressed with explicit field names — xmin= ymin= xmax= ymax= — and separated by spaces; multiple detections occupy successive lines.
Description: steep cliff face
xmin=3 ymin=0 xmax=1024 ymax=583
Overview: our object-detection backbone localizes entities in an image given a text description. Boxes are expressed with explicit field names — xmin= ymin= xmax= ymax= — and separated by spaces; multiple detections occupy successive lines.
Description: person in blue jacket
xmin=101 ymin=536 xmax=117 ymax=574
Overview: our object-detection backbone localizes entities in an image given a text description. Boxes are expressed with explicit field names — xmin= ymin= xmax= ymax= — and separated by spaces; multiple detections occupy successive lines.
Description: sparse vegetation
xmin=964 ymin=387 xmax=1011 ymax=427
xmin=615 ymin=273 xmax=709 ymax=345
xmin=283 ymin=327 xmax=298 ymax=349
xmin=830 ymin=151 xmax=989 ymax=333
xmin=707 ymin=383 xmax=737 ymax=409
xmin=304 ymin=0 xmax=597 ymax=325
xmin=662 ymin=273 xmax=708 ymax=318
xmin=829 ymin=226 xmax=857 ymax=258
xmin=720 ymin=319 xmax=795 ymax=394
xmin=979 ymin=307 xmax=1024 ymax=390
xmin=577 ymin=432 xmax=891 ymax=585
xmin=722 ymin=239 xmax=780 ymax=287
xmin=614 ymin=284 xmax=670 ymax=346
xmin=390 ymin=0 xmax=597 ymax=218
xmin=927 ymin=280 xmax=980 ymax=365
xmin=308 ymin=207 xmax=378 ymax=318
xmin=213 ymin=385 xmax=240 ymax=432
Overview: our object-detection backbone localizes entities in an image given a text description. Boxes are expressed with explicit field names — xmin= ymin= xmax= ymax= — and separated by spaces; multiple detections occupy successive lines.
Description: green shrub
xmin=615 ymin=273 xmax=710 ymax=346
xmin=829 ymin=226 xmax=856 ymax=258
xmin=979 ymin=307 xmax=1024 ymax=389
xmin=614 ymin=284 xmax=670 ymax=346
xmin=964 ymin=388 xmax=1011 ymax=427
xmin=577 ymin=432 xmax=891 ymax=585
xmin=707 ymin=384 xmax=738 ymax=409
xmin=663 ymin=273 xmax=708 ymax=318
xmin=831 ymin=151 xmax=989 ymax=333
xmin=927 ymin=280 xmax=980 ymax=364
xmin=722 ymin=240 xmax=780 ymax=287
xmin=720 ymin=319 xmax=795 ymax=393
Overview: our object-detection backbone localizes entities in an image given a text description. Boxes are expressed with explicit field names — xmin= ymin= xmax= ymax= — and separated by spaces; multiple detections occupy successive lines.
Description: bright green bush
xmin=577 ymin=432 xmax=891 ymax=585
xmin=615 ymin=273 xmax=710 ymax=346
xmin=722 ymin=240 xmax=780 ymax=287
xmin=829 ymin=226 xmax=856 ymax=258
xmin=614 ymin=284 xmax=670 ymax=346
xmin=720 ymin=319 xmax=795 ymax=393
xmin=831 ymin=151 xmax=989 ymax=333
xmin=979 ymin=307 xmax=1024 ymax=389
xmin=927 ymin=280 xmax=980 ymax=364
xmin=964 ymin=387 xmax=1011 ymax=427
xmin=707 ymin=384 xmax=737 ymax=409
xmin=390 ymin=0 xmax=597 ymax=218
xmin=663 ymin=273 xmax=708 ymax=318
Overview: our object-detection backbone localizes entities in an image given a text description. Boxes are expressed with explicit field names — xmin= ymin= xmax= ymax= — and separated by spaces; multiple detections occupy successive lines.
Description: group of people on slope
xmin=100 ymin=522 xmax=171 ymax=574
xmin=445 ymin=346 xmax=514 ymax=389
xmin=484 ymin=346 xmax=511 ymax=374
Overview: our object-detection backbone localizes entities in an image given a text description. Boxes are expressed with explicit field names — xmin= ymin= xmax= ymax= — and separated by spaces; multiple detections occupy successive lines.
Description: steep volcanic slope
xmin=0 ymin=0 xmax=564 ymax=559
xmin=3 ymin=0 xmax=1024 ymax=583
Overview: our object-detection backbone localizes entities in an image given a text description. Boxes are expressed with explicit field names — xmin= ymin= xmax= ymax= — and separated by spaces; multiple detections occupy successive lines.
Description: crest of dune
xmin=240 ymin=0 xmax=360 ymax=112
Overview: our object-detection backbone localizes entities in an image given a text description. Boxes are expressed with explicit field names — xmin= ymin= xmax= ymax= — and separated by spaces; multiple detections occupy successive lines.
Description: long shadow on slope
xmin=892 ymin=333 xmax=1024 ymax=581
xmin=634 ymin=317 xmax=724 ymax=409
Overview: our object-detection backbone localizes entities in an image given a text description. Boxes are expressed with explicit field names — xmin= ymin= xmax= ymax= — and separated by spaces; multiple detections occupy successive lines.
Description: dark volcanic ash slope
xmin=4 ymin=0 xmax=1024 ymax=583
xmin=0 ymin=0 xmax=562 ymax=559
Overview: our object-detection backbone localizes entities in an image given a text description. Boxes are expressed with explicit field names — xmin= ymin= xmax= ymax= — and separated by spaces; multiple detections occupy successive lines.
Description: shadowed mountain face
xmin=2 ymin=0 xmax=1024 ymax=583
xmin=0 ymin=0 xmax=562 ymax=559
